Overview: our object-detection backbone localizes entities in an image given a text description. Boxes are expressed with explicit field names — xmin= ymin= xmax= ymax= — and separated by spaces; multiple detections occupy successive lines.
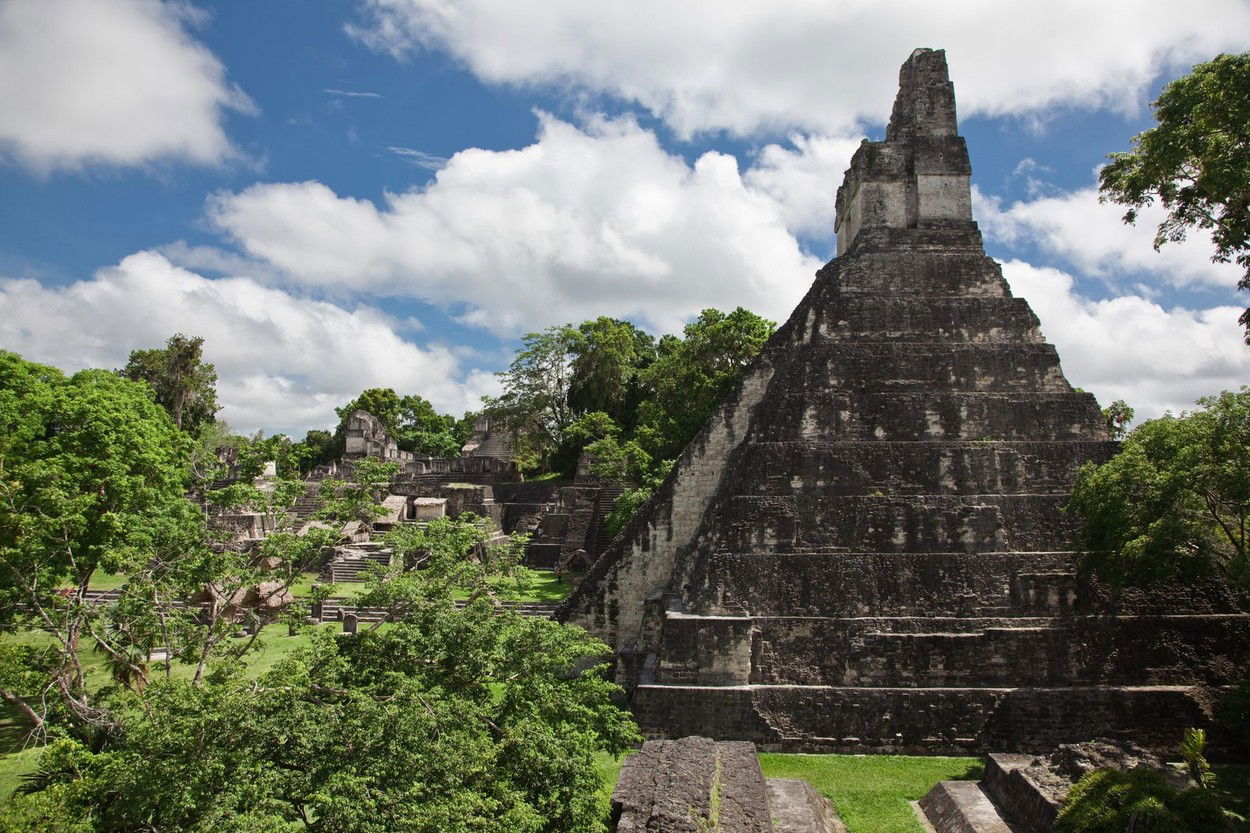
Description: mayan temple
xmin=559 ymin=48 xmax=1250 ymax=754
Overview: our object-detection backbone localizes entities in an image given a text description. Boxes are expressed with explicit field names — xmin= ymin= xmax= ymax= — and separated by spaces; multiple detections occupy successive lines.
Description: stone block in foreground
xmin=611 ymin=736 xmax=841 ymax=833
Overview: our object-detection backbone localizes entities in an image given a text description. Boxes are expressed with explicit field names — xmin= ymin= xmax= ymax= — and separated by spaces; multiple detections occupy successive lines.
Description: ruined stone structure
xmin=559 ymin=49 xmax=1250 ymax=754
xmin=920 ymin=740 xmax=1196 ymax=833
xmin=612 ymin=737 xmax=842 ymax=833
xmin=460 ymin=415 xmax=515 ymax=462
xmin=343 ymin=409 xmax=414 ymax=462
xmin=525 ymin=452 xmax=624 ymax=569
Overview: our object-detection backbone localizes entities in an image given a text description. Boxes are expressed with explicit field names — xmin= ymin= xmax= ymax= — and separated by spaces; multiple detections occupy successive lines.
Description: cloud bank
xmin=1002 ymin=260 xmax=1250 ymax=420
xmin=0 ymin=0 xmax=252 ymax=172
xmin=205 ymin=113 xmax=836 ymax=335
xmin=0 ymin=252 xmax=497 ymax=434
xmin=350 ymin=0 xmax=1250 ymax=137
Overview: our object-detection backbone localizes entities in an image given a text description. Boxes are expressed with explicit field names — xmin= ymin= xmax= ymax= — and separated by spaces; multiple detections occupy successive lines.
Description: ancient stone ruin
xmin=559 ymin=48 xmax=1250 ymax=754
xmin=612 ymin=737 xmax=842 ymax=833
xmin=920 ymin=739 xmax=1197 ymax=832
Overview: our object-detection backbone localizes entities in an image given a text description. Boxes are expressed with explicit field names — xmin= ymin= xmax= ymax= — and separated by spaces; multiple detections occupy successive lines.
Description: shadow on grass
xmin=0 ymin=701 xmax=34 ymax=756
xmin=1214 ymin=765 xmax=1250 ymax=833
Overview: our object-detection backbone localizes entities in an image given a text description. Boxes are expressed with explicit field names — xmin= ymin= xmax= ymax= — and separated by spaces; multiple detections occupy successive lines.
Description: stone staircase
xmin=586 ymin=483 xmax=624 ymax=555
xmin=290 ymin=481 xmax=324 ymax=523
xmin=919 ymin=779 xmax=1021 ymax=833
xmin=319 ymin=543 xmax=393 ymax=583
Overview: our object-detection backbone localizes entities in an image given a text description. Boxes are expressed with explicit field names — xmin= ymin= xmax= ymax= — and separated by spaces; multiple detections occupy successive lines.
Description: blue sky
xmin=1 ymin=0 xmax=1248 ymax=436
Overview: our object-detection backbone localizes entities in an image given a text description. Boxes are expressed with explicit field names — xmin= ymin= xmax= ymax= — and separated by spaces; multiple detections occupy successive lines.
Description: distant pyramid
xmin=559 ymin=48 xmax=1250 ymax=753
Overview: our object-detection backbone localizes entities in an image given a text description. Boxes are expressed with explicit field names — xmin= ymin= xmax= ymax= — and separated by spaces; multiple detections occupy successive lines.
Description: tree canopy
xmin=635 ymin=307 xmax=776 ymax=460
xmin=0 ymin=351 xmax=639 ymax=831
xmin=0 ymin=351 xmax=206 ymax=729
xmin=487 ymin=308 xmax=774 ymax=478
xmin=119 ymin=333 xmax=220 ymax=433
xmin=1068 ymin=387 xmax=1250 ymax=589
xmin=331 ymin=388 xmax=473 ymax=460
xmin=1099 ymin=52 xmax=1250 ymax=342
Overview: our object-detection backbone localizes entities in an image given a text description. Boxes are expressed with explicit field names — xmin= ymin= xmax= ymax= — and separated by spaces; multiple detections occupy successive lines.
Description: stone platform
xmin=918 ymin=740 xmax=1195 ymax=833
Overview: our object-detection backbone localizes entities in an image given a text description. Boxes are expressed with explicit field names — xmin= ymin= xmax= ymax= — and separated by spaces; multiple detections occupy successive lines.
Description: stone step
xmin=730 ymin=439 xmax=1116 ymax=498
xmin=981 ymin=753 xmax=1059 ymax=833
xmin=656 ymin=611 xmax=1250 ymax=688
xmin=797 ymin=295 xmax=1045 ymax=345
xmin=918 ymin=780 xmax=1020 ymax=833
xmin=749 ymin=390 xmax=1104 ymax=443
xmin=629 ymin=684 xmax=1215 ymax=755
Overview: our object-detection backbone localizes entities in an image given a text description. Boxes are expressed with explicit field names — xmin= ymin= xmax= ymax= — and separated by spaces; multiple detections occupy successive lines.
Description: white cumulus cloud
xmin=349 ymin=0 xmax=1250 ymax=137
xmin=975 ymin=186 xmax=1242 ymax=291
xmin=0 ymin=252 xmax=499 ymax=435
xmin=205 ymin=113 xmax=831 ymax=335
xmin=1001 ymin=259 xmax=1250 ymax=420
xmin=0 ymin=0 xmax=253 ymax=172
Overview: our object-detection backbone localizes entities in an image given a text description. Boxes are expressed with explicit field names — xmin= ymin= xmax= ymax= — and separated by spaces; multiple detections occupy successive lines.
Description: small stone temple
xmin=559 ymin=48 xmax=1250 ymax=754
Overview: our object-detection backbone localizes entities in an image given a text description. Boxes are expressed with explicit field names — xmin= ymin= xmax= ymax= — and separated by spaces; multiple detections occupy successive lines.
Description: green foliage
xmin=119 ymin=333 xmax=220 ymax=433
xmin=567 ymin=317 xmax=656 ymax=428
xmin=0 ymin=612 xmax=638 ymax=833
xmin=292 ymin=429 xmax=336 ymax=474
xmin=331 ymin=388 xmax=469 ymax=459
xmin=1099 ymin=52 xmax=1250 ymax=342
xmin=0 ymin=351 xmax=202 ymax=614
xmin=1068 ymin=387 xmax=1250 ymax=588
xmin=758 ymin=753 xmax=982 ymax=833
xmin=603 ymin=486 xmax=659 ymax=540
xmin=1181 ymin=728 xmax=1215 ymax=789
xmin=635 ymin=308 xmax=775 ymax=460
xmin=485 ymin=326 xmax=579 ymax=473
xmin=0 ymin=507 xmax=638 ymax=833
xmin=1055 ymin=768 xmax=1226 ymax=833
xmin=316 ymin=459 xmax=399 ymax=525
xmin=1102 ymin=400 xmax=1135 ymax=441
xmin=485 ymin=310 xmax=771 ymax=477
xmin=338 ymin=386 xmax=403 ymax=435
xmin=0 ymin=351 xmax=217 ymax=730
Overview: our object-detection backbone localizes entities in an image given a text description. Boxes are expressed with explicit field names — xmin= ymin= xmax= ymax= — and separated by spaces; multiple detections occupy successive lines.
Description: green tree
xmin=292 ymin=428 xmax=336 ymax=474
xmin=395 ymin=394 xmax=462 ymax=457
xmin=636 ymin=308 xmax=775 ymax=459
xmin=1068 ymin=387 xmax=1250 ymax=588
xmin=2 ymin=505 xmax=639 ymax=833
xmin=0 ymin=351 xmax=206 ymax=731
xmin=1099 ymin=52 xmax=1250 ymax=342
xmin=1101 ymin=399 xmax=1134 ymax=440
xmin=119 ymin=333 xmax=220 ymax=432
xmin=338 ymin=387 xmax=403 ymax=434
xmin=568 ymin=317 xmax=655 ymax=427
xmin=485 ymin=325 xmax=579 ymax=473
xmin=330 ymin=389 xmax=465 ymax=458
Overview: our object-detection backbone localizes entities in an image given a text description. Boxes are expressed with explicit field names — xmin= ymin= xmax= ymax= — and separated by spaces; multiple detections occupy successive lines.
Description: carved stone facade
xmin=559 ymin=49 xmax=1250 ymax=754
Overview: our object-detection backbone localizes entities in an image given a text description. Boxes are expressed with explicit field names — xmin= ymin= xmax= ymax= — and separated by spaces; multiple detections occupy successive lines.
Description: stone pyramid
xmin=559 ymin=48 xmax=1250 ymax=754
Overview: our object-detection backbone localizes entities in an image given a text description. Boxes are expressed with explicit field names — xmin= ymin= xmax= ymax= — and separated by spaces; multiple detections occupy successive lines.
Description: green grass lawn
xmin=288 ymin=570 xmax=324 ymax=598
xmin=0 ymin=702 xmax=40 ymax=802
xmin=759 ymin=753 xmax=982 ymax=833
xmin=86 ymin=571 xmax=130 ymax=591
xmin=450 ymin=570 xmax=574 ymax=605
xmin=498 ymin=570 xmax=572 ymax=604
